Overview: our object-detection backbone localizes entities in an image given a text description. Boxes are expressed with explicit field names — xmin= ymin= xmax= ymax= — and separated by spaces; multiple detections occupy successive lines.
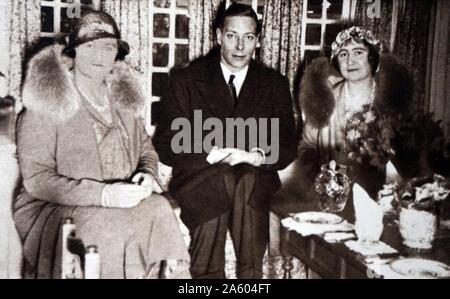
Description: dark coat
xmin=154 ymin=53 xmax=297 ymax=229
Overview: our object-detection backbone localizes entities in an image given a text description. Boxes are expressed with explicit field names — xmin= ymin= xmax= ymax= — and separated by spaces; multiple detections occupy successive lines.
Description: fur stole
xmin=22 ymin=44 xmax=146 ymax=121
xmin=299 ymin=54 xmax=414 ymax=128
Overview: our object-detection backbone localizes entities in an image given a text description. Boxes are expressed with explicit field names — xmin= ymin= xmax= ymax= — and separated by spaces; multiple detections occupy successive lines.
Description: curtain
xmin=102 ymin=0 xmax=151 ymax=93
xmin=429 ymin=0 xmax=450 ymax=137
xmin=188 ymin=0 xmax=222 ymax=61
xmin=354 ymin=0 xmax=395 ymax=51
xmin=355 ymin=0 xmax=436 ymax=109
xmin=260 ymin=0 xmax=302 ymax=95
xmin=393 ymin=0 xmax=436 ymax=108
xmin=1 ymin=0 xmax=39 ymax=279
xmin=259 ymin=0 xmax=305 ymax=279
xmin=8 ymin=0 xmax=40 ymax=110
xmin=0 ymin=1 xmax=12 ymax=85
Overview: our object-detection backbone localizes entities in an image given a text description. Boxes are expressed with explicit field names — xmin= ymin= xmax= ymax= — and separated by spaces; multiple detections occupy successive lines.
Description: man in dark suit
xmin=154 ymin=3 xmax=296 ymax=279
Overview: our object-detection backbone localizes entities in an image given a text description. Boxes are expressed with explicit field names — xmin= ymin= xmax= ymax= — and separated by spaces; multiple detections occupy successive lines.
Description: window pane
xmin=325 ymin=23 xmax=343 ymax=47
xmin=154 ymin=0 xmax=171 ymax=8
xmin=41 ymin=6 xmax=54 ymax=33
xmin=307 ymin=0 xmax=323 ymax=19
xmin=327 ymin=0 xmax=343 ymax=19
xmin=323 ymin=46 xmax=332 ymax=59
xmin=152 ymin=73 xmax=169 ymax=97
xmin=257 ymin=0 xmax=265 ymax=15
xmin=62 ymin=0 xmax=93 ymax=5
xmin=39 ymin=37 xmax=57 ymax=46
xmin=175 ymin=15 xmax=189 ymax=39
xmin=176 ymin=0 xmax=189 ymax=9
xmin=175 ymin=44 xmax=189 ymax=67
xmin=61 ymin=8 xmax=72 ymax=33
xmin=153 ymin=43 xmax=169 ymax=67
xmin=305 ymin=24 xmax=322 ymax=46
xmin=153 ymin=14 xmax=170 ymax=38
xmin=304 ymin=50 xmax=321 ymax=66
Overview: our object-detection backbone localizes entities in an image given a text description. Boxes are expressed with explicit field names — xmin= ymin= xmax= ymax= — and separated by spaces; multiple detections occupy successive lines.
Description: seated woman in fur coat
xmin=297 ymin=26 xmax=423 ymax=199
xmin=14 ymin=10 xmax=190 ymax=279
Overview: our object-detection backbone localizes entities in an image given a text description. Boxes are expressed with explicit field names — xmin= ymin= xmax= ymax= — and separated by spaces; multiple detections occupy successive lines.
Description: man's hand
xmin=219 ymin=148 xmax=264 ymax=167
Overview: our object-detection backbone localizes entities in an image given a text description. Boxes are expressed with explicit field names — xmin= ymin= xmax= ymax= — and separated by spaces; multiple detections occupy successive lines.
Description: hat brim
xmin=63 ymin=38 xmax=130 ymax=58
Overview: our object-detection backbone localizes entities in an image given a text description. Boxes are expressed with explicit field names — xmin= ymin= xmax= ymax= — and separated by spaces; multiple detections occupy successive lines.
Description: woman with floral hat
xmin=14 ymin=9 xmax=190 ymax=279
xmin=297 ymin=26 xmax=416 ymax=198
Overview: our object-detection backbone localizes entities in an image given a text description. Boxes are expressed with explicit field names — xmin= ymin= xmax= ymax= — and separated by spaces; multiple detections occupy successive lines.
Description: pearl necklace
xmin=79 ymin=88 xmax=110 ymax=112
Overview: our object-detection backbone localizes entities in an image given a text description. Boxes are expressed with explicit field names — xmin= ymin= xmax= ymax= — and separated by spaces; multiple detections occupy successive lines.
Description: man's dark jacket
xmin=154 ymin=53 xmax=297 ymax=229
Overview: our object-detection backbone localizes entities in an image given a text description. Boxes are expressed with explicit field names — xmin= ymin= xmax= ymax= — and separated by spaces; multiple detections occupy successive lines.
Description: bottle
xmin=62 ymin=217 xmax=78 ymax=279
xmin=84 ymin=245 xmax=101 ymax=279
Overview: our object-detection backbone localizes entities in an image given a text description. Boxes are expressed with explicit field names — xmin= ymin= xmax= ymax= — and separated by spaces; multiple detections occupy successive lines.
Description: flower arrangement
xmin=392 ymin=174 xmax=450 ymax=249
xmin=396 ymin=174 xmax=450 ymax=210
xmin=314 ymin=161 xmax=351 ymax=212
xmin=344 ymin=104 xmax=395 ymax=171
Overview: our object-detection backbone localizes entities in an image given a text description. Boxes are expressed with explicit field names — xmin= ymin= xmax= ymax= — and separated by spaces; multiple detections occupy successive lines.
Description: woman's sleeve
xmin=136 ymin=118 xmax=159 ymax=177
xmin=17 ymin=110 xmax=104 ymax=207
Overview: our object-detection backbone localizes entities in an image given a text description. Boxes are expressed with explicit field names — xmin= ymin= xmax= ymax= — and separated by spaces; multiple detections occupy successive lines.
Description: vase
xmin=318 ymin=193 xmax=349 ymax=213
xmin=399 ymin=207 xmax=437 ymax=249
xmin=315 ymin=161 xmax=351 ymax=213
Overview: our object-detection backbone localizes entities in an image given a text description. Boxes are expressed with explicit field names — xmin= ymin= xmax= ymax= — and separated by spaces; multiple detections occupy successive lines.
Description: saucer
xmin=390 ymin=258 xmax=450 ymax=279
xmin=291 ymin=212 xmax=344 ymax=225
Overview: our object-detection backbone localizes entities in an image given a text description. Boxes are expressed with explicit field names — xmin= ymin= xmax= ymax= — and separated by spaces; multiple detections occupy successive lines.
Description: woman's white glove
xmin=131 ymin=172 xmax=155 ymax=191
xmin=101 ymin=180 xmax=152 ymax=209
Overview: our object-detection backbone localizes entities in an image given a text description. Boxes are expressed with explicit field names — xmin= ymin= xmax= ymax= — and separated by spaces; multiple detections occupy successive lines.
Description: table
xmin=269 ymin=183 xmax=450 ymax=279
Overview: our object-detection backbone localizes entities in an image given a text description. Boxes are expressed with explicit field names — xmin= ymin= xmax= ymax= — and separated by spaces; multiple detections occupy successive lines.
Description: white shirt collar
xmin=220 ymin=62 xmax=249 ymax=97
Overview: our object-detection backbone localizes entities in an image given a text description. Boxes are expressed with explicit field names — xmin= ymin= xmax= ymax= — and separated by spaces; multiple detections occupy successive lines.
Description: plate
xmin=291 ymin=212 xmax=344 ymax=225
xmin=390 ymin=258 xmax=450 ymax=279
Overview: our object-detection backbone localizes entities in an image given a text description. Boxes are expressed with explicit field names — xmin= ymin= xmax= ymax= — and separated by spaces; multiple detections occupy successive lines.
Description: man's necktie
xmin=228 ymin=74 xmax=238 ymax=103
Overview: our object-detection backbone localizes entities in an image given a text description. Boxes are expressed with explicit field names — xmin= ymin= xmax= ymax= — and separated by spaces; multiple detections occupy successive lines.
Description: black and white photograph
xmin=0 ymin=0 xmax=450 ymax=283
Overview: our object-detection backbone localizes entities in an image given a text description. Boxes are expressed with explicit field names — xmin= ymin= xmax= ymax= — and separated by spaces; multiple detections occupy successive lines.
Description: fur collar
xmin=300 ymin=54 xmax=413 ymax=128
xmin=22 ymin=44 xmax=145 ymax=120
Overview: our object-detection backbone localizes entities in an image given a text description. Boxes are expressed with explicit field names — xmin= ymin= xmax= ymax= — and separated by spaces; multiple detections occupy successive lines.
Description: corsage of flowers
xmin=344 ymin=104 xmax=395 ymax=171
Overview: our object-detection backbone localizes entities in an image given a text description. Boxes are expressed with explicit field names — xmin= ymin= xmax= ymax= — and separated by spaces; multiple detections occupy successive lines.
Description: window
xmin=227 ymin=0 xmax=264 ymax=18
xmin=146 ymin=0 xmax=189 ymax=134
xmin=301 ymin=0 xmax=354 ymax=65
xmin=40 ymin=0 xmax=100 ymax=37
xmin=149 ymin=0 xmax=189 ymax=100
